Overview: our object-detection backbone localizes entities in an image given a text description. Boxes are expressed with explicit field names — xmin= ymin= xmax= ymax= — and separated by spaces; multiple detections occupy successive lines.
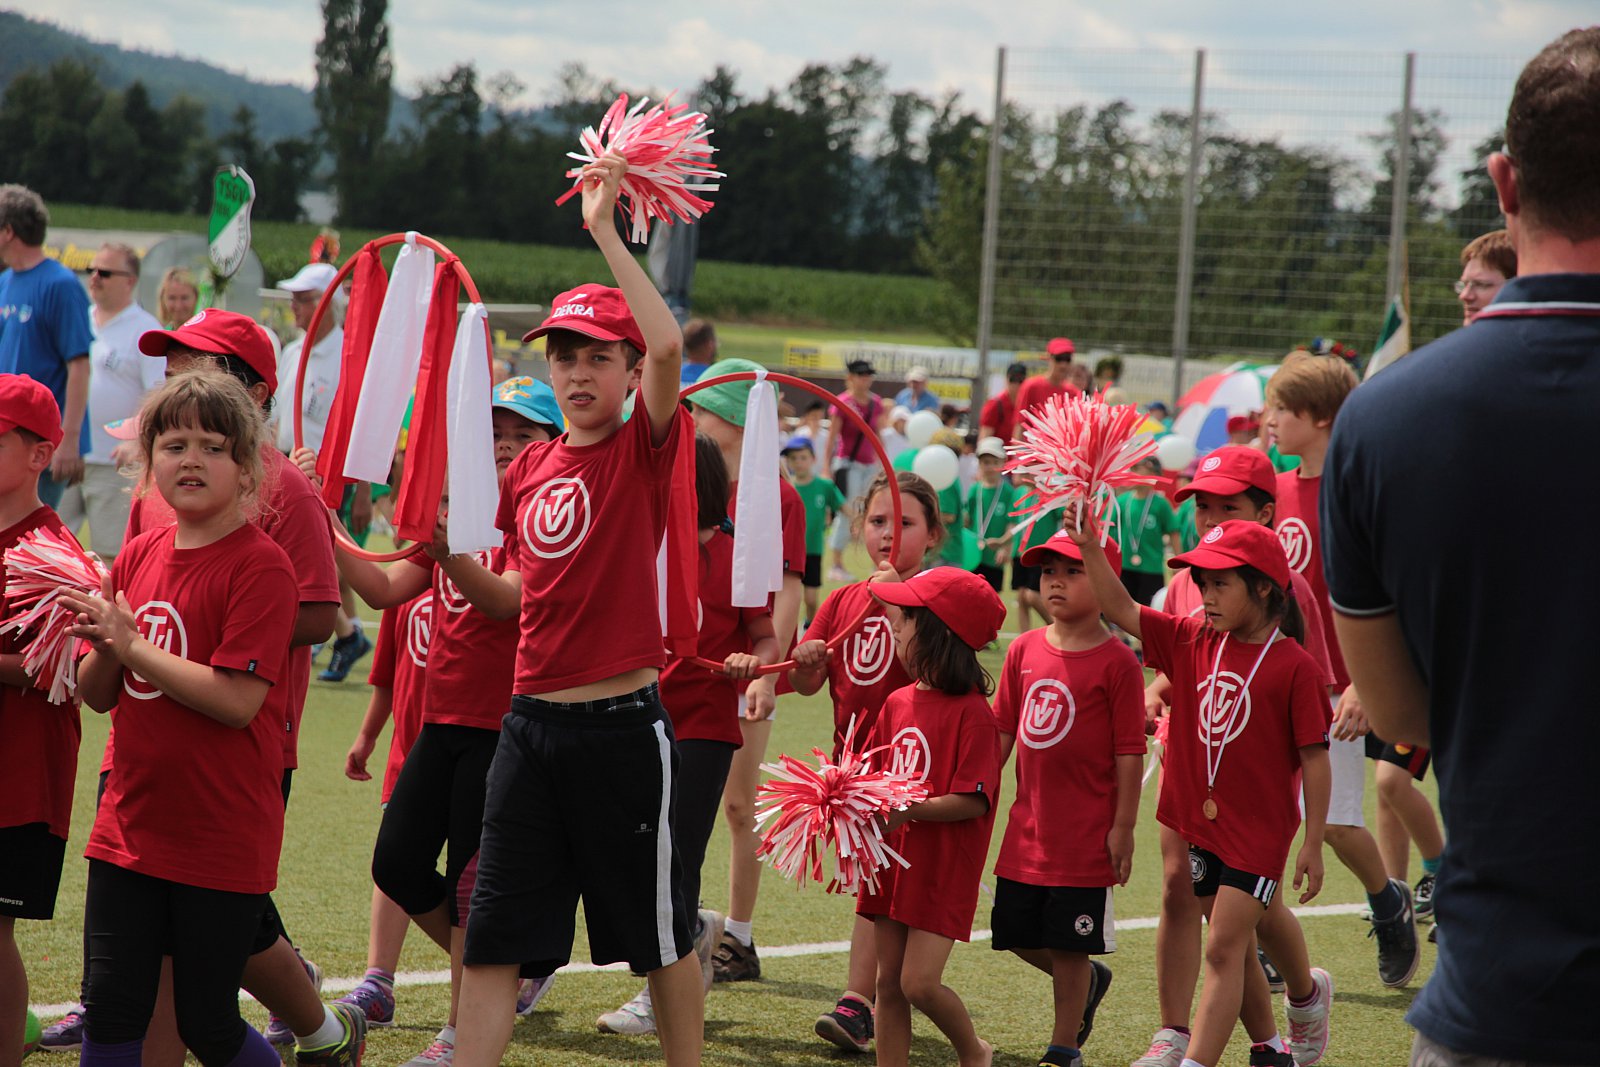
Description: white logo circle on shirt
xmin=1277 ymin=518 xmax=1312 ymax=573
xmin=124 ymin=600 xmax=189 ymax=700
xmin=887 ymin=726 xmax=932 ymax=784
xmin=1196 ymin=671 xmax=1253 ymax=747
xmin=844 ymin=615 xmax=895 ymax=686
xmin=521 ymin=477 xmax=592 ymax=559
xmin=1201 ymin=456 xmax=1221 ymax=473
xmin=437 ymin=551 xmax=491 ymax=613
xmin=1019 ymin=678 xmax=1077 ymax=750
xmin=406 ymin=600 xmax=433 ymax=669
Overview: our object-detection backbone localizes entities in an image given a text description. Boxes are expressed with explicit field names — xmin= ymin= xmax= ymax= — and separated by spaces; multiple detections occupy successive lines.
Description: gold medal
xmin=1203 ymin=797 xmax=1218 ymax=820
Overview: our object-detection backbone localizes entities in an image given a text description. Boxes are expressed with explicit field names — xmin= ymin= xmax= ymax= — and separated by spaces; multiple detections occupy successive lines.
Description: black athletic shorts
xmin=464 ymin=684 xmax=695 ymax=978
xmin=990 ymin=876 xmax=1116 ymax=954
xmin=1365 ymin=734 xmax=1431 ymax=780
xmin=1189 ymin=845 xmax=1277 ymax=907
xmin=1012 ymin=559 xmax=1042 ymax=592
xmin=974 ymin=563 xmax=1004 ymax=593
xmin=803 ymin=552 xmax=823 ymax=589
xmin=0 ymin=823 xmax=67 ymax=919
xmin=1120 ymin=570 xmax=1166 ymax=607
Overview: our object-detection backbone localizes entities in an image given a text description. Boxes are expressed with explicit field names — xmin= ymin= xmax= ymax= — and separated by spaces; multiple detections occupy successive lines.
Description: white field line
xmin=28 ymin=902 xmax=1368 ymax=1018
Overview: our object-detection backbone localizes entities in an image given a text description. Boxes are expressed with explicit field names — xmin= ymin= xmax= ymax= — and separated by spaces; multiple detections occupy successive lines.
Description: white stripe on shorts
xmin=652 ymin=720 xmax=679 ymax=966
xmin=1102 ymin=888 xmax=1118 ymax=953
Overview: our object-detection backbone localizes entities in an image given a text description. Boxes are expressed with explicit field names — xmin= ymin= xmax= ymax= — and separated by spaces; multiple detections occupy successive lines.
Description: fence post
xmin=1386 ymin=52 xmax=1416 ymax=307
xmin=1169 ymin=49 xmax=1206 ymax=410
xmin=973 ymin=46 xmax=1007 ymax=425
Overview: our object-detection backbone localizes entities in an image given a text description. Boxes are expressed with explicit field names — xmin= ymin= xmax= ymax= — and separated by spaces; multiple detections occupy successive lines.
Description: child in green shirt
xmin=964 ymin=437 xmax=1016 ymax=591
xmin=783 ymin=437 xmax=848 ymax=624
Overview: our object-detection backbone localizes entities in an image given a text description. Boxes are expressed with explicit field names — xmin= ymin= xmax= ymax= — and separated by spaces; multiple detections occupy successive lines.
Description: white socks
xmin=297 ymin=1006 xmax=345 ymax=1050
xmin=724 ymin=918 xmax=753 ymax=946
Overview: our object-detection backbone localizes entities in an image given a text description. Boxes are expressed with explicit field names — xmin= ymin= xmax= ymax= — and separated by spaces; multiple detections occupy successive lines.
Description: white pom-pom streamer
xmin=1 ymin=529 xmax=109 ymax=704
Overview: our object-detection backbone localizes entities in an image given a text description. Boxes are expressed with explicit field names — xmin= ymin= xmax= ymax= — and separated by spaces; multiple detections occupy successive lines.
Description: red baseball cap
xmin=1169 ymin=520 xmax=1291 ymax=591
xmin=871 ymin=567 xmax=1007 ymax=650
xmin=0 ymin=374 xmax=63 ymax=447
xmin=1226 ymin=414 xmax=1260 ymax=435
xmin=139 ymin=309 xmax=279 ymax=393
xmin=522 ymin=285 xmax=647 ymax=354
xmin=1175 ymin=446 xmax=1277 ymax=502
xmin=1020 ymin=528 xmax=1123 ymax=576
xmin=1045 ymin=337 xmax=1075 ymax=357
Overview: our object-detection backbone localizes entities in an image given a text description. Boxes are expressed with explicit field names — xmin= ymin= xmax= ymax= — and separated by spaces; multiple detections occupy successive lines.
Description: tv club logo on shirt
xmin=437 ymin=551 xmax=491 ymax=613
xmin=886 ymin=725 xmax=932 ymax=784
xmin=522 ymin=477 xmax=592 ymax=559
xmin=406 ymin=600 xmax=433 ymax=669
xmin=1020 ymin=678 xmax=1077 ymax=750
xmin=124 ymin=601 xmax=189 ymax=700
xmin=1277 ymin=518 xmax=1313 ymax=573
xmin=844 ymin=615 xmax=895 ymax=686
xmin=1196 ymin=671 xmax=1253 ymax=746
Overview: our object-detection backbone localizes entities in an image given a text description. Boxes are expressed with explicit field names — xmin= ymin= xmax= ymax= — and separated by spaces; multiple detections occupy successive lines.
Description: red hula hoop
xmin=294 ymin=233 xmax=490 ymax=562
xmin=678 ymin=370 xmax=901 ymax=676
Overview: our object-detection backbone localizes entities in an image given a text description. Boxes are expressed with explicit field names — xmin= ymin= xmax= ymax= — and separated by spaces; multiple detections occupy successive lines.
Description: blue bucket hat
xmin=493 ymin=375 xmax=564 ymax=433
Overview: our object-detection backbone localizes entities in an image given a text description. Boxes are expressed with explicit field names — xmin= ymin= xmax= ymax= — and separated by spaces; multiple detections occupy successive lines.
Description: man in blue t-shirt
xmin=893 ymin=365 xmax=940 ymax=414
xmin=1322 ymin=28 xmax=1600 ymax=1067
xmin=0 ymin=185 xmax=91 ymax=508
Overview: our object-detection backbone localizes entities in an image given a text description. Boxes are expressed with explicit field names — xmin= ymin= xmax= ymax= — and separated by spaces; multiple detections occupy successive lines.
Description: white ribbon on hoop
xmin=731 ymin=367 xmax=784 ymax=607
xmin=444 ymin=303 xmax=499 ymax=554
xmin=344 ymin=232 xmax=435 ymax=482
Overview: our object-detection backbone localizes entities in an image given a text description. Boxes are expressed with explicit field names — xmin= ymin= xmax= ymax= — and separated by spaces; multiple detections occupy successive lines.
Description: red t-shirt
xmin=992 ymin=630 xmax=1146 ymax=887
xmin=498 ymin=410 xmax=678 ymax=695
xmin=1165 ymin=567 xmax=1336 ymax=688
xmin=1013 ymin=375 xmax=1083 ymax=435
xmin=410 ymin=551 xmax=517 ymax=731
xmin=1139 ymin=606 xmax=1329 ymax=879
xmin=803 ymin=580 xmax=914 ymax=754
xmin=728 ymin=475 xmax=806 ymax=578
xmin=121 ymin=447 xmax=339 ymax=767
xmin=367 ymin=592 xmax=431 ymax=804
xmin=856 ymin=685 xmax=1001 ymax=941
xmin=830 ymin=391 xmax=884 ymax=463
xmin=979 ymin=392 xmax=1018 ymax=443
xmin=0 ymin=507 xmax=83 ymax=839
xmin=1273 ymin=470 xmax=1348 ymax=690
xmin=87 ymin=524 xmax=297 ymax=893
xmin=659 ymin=530 xmax=768 ymax=746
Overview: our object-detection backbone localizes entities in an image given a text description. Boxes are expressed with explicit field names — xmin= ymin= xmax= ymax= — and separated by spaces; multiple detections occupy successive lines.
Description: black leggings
xmin=673 ymin=738 xmax=736 ymax=921
xmin=83 ymin=860 xmax=267 ymax=1064
xmin=372 ymin=722 xmax=499 ymax=925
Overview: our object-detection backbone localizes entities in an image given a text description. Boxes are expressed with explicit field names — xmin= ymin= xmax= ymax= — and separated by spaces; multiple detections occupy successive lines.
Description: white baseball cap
xmin=906 ymin=365 xmax=929 ymax=382
xmin=976 ymin=436 xmax=1006 ymax=460
xmin=276 ymin=262 xmax=339 ymax=294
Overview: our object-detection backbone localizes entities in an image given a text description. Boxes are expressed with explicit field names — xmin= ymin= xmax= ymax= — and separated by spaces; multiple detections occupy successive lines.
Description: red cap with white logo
xmin=0 ymin=373 xmax=64 ymax=447
xmin=1168 ymin=520 xmax=1291 ymax=591
xmin=1175 ymin=446 xmax=1278 ymax=502
xmin=1020 ymin=528 xmax=1123 ymax=575
xmin=870 ymin=567 xmax=1008 ymax=650
xmin=522 ymin=285 xmax=648 ymax=355
xmin=139 ymin=309 xmax=279 ymax=393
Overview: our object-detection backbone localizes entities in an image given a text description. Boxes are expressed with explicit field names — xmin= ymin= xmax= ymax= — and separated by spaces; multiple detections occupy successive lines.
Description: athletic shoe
xmin=37 ymin=1009 xmax=85 ymax=1051
xmin=319 ymin=628 xmax=372 ymax=683
xmin=294 ymin=1002 xmax=368 ymax=1067
xmin=1413 ymin=873 xmax=1436 ymax=920
xmin=1131 ymin=1027 xmax=1190 ymax=1067
xmin=1039 ymin=1046 xmax=1081 ymax=1066
xmin=397 ymin=1031 xmax=453 ymax=1067
xmin=596 ymin=990 xmax=655 ymax=1036
xmin=829 ymin=566 xmax=852 ymax=583
xmin=694 ymin=909 xmax=725 ymax=992
xmin=815 ymin=995 xmax=874 ymax=1053
xmin=1247 ymin=1043 xmax=1295 ymax=1067
xmin=1429 ymin=924 xmax=1437 ymax=944
xmin=516 ymin=974 xmax=555 ymax=1016
xmin=1368 ymin=878 xmax=1422 ymax=988
xmin=712 ymin=931 xmax=761 ymax=982
xmin=1258 ymin=947 xmax=1286 ymax=995
xmin=267 ymin=951 xmax=324 ymax=1045
xmin=1078 ymin=960 xmax=1112 ymax=1046
xmin=335 ymin=980 xmax=395 ymax=1028
xmin=1285 ymin=965 xmax=1334 ymax=1066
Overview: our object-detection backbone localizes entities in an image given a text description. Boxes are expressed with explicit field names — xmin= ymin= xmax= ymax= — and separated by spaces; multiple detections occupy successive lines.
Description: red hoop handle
xmin=678 ymin=370 xmax=901 ymax=677
xmin=294 ymin=233 xmax=491 ymax=562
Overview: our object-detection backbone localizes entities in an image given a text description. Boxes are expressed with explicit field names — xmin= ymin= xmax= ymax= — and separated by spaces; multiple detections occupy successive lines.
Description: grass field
xmin=19 ymin=552 xmax=1435 ymax=1066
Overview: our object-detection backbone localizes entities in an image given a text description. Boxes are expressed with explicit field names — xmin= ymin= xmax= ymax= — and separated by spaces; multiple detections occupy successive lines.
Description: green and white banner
xmin=208 ymin=165 xmax=256 ymax=280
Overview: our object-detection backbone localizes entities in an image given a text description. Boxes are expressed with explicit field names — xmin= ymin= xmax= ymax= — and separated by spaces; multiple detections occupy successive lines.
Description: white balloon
xmin=906 ymin=410 xmax=942 ymax=450
xmin=913 ymin=444 xmax=960 ymax=491
xmin=1155 ymin=434 xmax=1197 ymax=471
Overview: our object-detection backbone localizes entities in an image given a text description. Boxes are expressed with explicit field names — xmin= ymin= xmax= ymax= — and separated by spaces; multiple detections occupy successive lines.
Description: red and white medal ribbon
xmin=1200 ymin=627 xmax=1280 ymax=816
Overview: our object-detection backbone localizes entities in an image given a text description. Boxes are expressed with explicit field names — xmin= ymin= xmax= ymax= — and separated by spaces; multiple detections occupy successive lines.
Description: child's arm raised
xmin=581 ymin=153 xmax=682 ymax=446
xmin=1293 ymin=743 xmax=1330 ymax=904
xmin=1060 ymin=506 xmax=1142 ymax=638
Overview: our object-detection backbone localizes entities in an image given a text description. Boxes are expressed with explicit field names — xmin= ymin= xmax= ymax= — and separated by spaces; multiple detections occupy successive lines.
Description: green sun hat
xmin=688 ymin=358 xmax=774 ymax=428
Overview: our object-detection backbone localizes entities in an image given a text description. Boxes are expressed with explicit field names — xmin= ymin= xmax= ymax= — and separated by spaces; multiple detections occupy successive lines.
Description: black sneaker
xmin=712 ymin=931 xmax=761 ymax=982
xmin=1039 ymin=1046 xmax=1082 ymax=1066
xmin=1248 ymin=1043 xmax=1296 ymax=1066
xmin=318 ymin=627 xmax=373 ymax=683
xmin=1368 ymin=877 xmax=1421 ymax=988
xmin=1078 ymin=960 xmax=1112 ymax=1046
xmin=1258 ymin=947 xmax=1286 ymax=994
xmin=1413 ymin=872 xmax=1436 ymax=920
xmin=815 ymin=995 xmax=873 ymax=1053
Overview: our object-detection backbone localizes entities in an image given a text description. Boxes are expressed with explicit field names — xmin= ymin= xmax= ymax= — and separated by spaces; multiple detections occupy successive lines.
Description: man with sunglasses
xmin=0 ymin=184 xmax=91 ymax=507
xmin=1011 ymin=336 xmax=1083 ymax=440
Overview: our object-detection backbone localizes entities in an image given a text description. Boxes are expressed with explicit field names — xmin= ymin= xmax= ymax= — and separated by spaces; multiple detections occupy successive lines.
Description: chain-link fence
xmin=977 ymin=47 xmax=1524 ymax=400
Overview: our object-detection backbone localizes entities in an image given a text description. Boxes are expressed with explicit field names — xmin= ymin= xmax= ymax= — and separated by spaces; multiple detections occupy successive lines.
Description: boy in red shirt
xmin=1012 ymin=338 xmax=1083 ymax=438
xmin=0 ymin=375 xmax=83 ymax=1067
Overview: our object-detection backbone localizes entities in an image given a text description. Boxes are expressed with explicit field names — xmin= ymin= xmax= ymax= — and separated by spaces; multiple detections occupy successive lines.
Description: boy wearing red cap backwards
xmin=436 ymin=156 xmax=701 ymax=1067
xmin=860 ymin=567 xmax=1007 ymax=1067
xmin=1068 ymin=514 xmax=1331 ymax=1067
xmin=990 ymin=530 xmax=1145 ymax=1067
xmin=0 ymin=375 xmax=84 ymax=1067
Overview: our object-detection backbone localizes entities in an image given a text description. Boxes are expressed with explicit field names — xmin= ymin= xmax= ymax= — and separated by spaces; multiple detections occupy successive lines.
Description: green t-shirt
xmin=937 ymin=481 xmax=965 ymax=564
xmin=1175 ymin=495 xmax=1199 ymax=552
xmin=1114 ymin=489 xmax=1178 ymax=575
xmin=892 ymin=448 xmax=917 ymax=473
xmin=965 ymin=481 xmax=1018 ymax=567
xmin=793 ymin=476 xmax=847 ymax=556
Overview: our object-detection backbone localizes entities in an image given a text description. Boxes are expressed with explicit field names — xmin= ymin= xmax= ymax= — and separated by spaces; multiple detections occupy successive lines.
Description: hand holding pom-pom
xmin=1 ymin=529 xmax=113 ymax=703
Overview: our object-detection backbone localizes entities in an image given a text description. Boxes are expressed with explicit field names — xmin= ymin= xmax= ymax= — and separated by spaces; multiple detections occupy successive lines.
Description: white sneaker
xmin=596 ymin=989 xmax=655 ymax=1036
xmin=695 ymin=909 xmax=725 ymax=993
xmin=399 ymin=1031 xmax=454 ymax=1067
xmin=1285 ymin=966 xmax=1334 ymax=1066
xmin=1131 ymin=1027 xmax=1190 ymax=1067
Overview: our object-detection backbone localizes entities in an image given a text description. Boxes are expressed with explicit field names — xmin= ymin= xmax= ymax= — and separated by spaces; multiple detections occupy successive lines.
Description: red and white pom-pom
xmin=554 ymin=93 xmax=725 ymax=244
xmin=1006 ymin=390 xmax=1158 ymax=542
xmin=753 ymin=720 xmax=929 ymax=895
xmin=0 ymin=528 xmax=109 ymax=704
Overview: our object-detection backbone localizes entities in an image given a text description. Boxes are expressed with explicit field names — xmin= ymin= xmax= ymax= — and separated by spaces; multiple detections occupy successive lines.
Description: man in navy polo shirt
xmin=1322 ymin=28 xmax=1600 ymax=1067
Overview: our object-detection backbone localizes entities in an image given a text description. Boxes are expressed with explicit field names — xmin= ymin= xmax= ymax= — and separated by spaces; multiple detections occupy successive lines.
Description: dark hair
xmin=12 ymin=426 xmax=45 ymax=446
xmin=683 ymin=318 xmax=716 ymax=355
xmin=1093 ymin=355 xmax=1123 ymax=380
xmin=0 ymin=184 xmax=48 ymax=246
xmin=1504 ymin=28 xmax=1600 ymax=241
xmin=693 ymin=432 xmax=730 ymax=531
xmin=167 ymin=344 xmax=276 ymax=417
xmin=855 ymin=471 xmax=946 ymax=554
xmin=1197 ymin=564 xmax=1306 ymax=645
xmin=804 ymin=400 xmax=825 ymax=415
xmin=544 ymin=328 xmax=644 ymax=370
xmin=1006 ymin=361 xmax=1028 ymax=382
xmin=1243 ymin=487 xmax=1276 ymax=525
xmin=901 ymin=605 xmax=994 ymax=697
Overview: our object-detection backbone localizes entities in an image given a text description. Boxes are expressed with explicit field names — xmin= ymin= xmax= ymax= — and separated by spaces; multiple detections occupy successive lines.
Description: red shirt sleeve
xmin=211 ymin=554 xmax=300 ymax=686
xmin=947 ymin=697 xmax=1002 ymax=808
xmin=271 ymin=468 xmax=340 ymax=606
xmin=1108 ymin=648 xmax=1149 ymax=756
xmin=780 ymin=479 xmax=806 ymax=576
xmin=367 ymin=605 xmax=400 ymax=689
xmin=991 ymin=636 xmax=1024 ymax=735
xmin=1137 ymin=605 xmax=1187 ymax=677
xmin=1288 ymin=655 xmax=1333 ymax=749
